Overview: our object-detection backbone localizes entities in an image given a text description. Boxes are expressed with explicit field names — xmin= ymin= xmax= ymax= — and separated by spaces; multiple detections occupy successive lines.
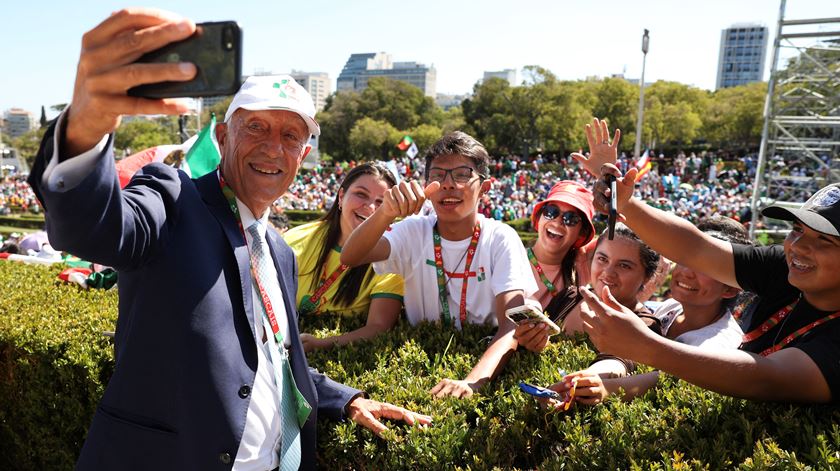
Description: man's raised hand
xmin=380 ymin=180 xmax=440 ymax=219
xmin=66 ymin=8 xmax=197 ymax=156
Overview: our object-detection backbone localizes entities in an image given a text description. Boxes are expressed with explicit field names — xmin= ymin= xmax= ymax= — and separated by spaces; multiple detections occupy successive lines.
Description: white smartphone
xmin=504 ymin=304 xmax=562 ymax=336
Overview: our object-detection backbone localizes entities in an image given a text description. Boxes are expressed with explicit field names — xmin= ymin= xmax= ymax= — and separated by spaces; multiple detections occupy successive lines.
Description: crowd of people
xmin=0 ymin=174 xmax=39 ymax=215
xmin=274 ymin=149 xmax=760 ymax=229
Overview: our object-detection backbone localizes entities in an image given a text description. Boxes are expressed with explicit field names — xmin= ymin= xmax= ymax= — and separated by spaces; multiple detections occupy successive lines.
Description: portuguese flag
xmin=397 ymin=135 xmax=414 ymax=151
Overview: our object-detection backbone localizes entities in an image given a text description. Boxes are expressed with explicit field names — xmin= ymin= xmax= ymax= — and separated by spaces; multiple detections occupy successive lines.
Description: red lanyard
xmin=220 ymin=175 xmax=284 ymax=345
xmin=298 ymin=260 xmax=349 ymax=315
xmin=739 ymin=296 xmax=840 ymax=357
xmin=432 ymin=222 xmax=481 ymax=327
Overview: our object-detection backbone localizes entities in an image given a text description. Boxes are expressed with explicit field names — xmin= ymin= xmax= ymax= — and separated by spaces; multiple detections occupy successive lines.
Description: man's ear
xmin=721 ymin=286 xmax=740 ymax=300
xmin=480 ymin=178 xmax=491 ymax=194
xmin=215 ymin=122 xmax=228 ymax=149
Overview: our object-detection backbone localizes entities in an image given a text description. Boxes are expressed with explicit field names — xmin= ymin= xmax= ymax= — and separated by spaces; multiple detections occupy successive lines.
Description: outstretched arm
xmin=340 ymin=180 xmax=440 ymax=267
xmin=579 ymin=285 xmax=831 ymax=403
xmin=430 ymin=290 xmax=525 ymax=399
xmin=594 ymin=165 xmax=740 ymax=289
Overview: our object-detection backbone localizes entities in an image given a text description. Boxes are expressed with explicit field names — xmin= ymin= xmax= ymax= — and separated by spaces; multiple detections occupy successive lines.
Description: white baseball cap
xmin=224 ymin=75 xmax=320 ymax=136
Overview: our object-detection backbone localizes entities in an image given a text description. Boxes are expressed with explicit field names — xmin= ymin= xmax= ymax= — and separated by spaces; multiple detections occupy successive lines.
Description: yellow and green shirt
xmin=283 ymin=221 xmax=404 ymax=316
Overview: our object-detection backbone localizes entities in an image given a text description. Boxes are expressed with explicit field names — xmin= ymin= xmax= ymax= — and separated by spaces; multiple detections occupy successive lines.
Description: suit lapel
xmin=195 ymin=172 xmax=257 ymax=342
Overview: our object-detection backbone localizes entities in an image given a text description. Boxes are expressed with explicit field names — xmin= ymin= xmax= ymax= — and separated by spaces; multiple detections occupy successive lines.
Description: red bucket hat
xmin=531 ymin=181 xmax=596 ymax=248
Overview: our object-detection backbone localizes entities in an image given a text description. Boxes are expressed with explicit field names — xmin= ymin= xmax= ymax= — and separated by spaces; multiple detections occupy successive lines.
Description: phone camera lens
xmin=222 ymin=26 xmax=234 ymax=51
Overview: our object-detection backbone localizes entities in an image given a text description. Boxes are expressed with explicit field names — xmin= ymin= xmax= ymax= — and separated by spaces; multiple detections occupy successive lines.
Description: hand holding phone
xmin=505 ymin=304 xmax=562 ymax=336
xmin=128 ymin=21 xmax=242 ymax=98
xmin=63 ymin=10 xmax=198 ymax=156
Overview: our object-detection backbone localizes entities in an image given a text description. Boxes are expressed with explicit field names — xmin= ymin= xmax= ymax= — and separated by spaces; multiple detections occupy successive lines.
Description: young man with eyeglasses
xmin=342 ymin=131 xmax=537 ymax=399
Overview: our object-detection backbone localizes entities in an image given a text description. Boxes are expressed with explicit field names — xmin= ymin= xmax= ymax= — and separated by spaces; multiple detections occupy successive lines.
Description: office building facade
xmin=716 ymin=24 xmax=768 ymax=89
xmin=290 ymin=71 xmax=331 ymax=112
xmin=2 ymin=108 xmax=37 ymax=138
xmin=337 ymin=52 xmax=436 ymax=97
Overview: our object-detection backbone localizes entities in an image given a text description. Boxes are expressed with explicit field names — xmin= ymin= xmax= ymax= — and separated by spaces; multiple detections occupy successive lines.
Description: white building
xmin=290 ymin=71 xmax=332 ymax=112
xmin=483 ymin=69 xmax=518 ymax=86
xmin=2 ymin=109 xmax=37 ymax=138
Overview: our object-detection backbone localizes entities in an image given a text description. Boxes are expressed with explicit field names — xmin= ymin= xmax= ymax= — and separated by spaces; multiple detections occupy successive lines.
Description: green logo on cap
xmin=273 ymin=79 xmax=290 ymax=98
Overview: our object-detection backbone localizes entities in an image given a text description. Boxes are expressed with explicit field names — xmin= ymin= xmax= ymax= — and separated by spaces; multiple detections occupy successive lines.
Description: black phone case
xmin=128 ymin=21 xmax=242 ymax=99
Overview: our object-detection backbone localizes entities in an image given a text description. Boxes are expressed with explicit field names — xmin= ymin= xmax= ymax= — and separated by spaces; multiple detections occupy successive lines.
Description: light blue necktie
xmin=247 ymin=222 xmax=302 ymax=471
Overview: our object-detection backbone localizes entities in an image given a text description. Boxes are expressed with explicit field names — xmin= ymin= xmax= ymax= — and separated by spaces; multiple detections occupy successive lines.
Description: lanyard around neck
xmin=433 ymin=222 xmax=481 ymax=327
xmin=527 ymin=247 xmax=560 ymax=296
xmin=219 ymin=174 xmax=284 ymax=346
xmin=738 ymin=296 xmax=840 ymax=357
xmin=299 ymin=253 xmax=349 ymax=316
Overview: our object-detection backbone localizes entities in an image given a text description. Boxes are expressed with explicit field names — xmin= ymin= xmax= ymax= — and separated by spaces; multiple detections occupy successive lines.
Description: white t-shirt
xmin=653 ymin=298 xmax=743 ymax=349
xmin=373 ymin=214 xmax=537 ymax=328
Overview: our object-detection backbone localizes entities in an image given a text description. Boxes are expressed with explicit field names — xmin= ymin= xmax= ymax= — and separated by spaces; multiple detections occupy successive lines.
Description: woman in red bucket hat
xmin=514 ymin=180 xmax=596 ymax=351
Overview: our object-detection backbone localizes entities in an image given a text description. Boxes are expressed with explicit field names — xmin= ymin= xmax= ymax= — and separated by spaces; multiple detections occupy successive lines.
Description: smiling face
xmin=427 ymin=154 xmax=490 ymax=227
xmin=338 ymin=174 xmax=391 ymax=237
xmin=590 ymin=236 xmax=649 ymax=309
xmin=216 ymin=109 xmax=310 ymax=217
xmin=784 ymin=221 xmax=840 ymax=305
xmin=670 ymin=264 xmax=737 ymax=308
xmin=533 ymin=202 xmax=583 ymax=262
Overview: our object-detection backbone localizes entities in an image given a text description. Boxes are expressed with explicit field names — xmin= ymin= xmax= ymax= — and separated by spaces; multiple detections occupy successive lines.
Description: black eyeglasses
xmin=427 ymin=166 xmax=485 ymax=185
xmin=542 ymin=204 xmax=582 ymax=227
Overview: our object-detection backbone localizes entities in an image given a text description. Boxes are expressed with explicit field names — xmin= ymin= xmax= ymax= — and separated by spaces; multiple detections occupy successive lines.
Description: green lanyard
xmin=527 ymin=247 xmax=559 ymax=296
xmin=219 ymin=173 xmax=312 ymax=427
xmin=432 ymin=222 xmax=481 ymax=328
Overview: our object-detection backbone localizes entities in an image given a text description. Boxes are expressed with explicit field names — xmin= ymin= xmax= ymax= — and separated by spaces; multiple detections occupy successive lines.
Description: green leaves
xmin=3 ymin=262 xmax=840 ymax=469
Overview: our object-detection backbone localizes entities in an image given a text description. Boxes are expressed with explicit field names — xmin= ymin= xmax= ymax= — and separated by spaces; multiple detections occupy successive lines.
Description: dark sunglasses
xmin=541 ymin=204 xmax=582 ymax=227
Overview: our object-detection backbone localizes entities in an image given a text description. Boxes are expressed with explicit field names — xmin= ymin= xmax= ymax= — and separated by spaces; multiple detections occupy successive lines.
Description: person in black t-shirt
xmin=573 ymin=130 xmax=840 ymax=402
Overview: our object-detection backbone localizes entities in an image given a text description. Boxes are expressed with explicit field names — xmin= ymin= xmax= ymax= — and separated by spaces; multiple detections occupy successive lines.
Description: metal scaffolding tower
xmin=749 ymin=0 xmax=840 ymax=239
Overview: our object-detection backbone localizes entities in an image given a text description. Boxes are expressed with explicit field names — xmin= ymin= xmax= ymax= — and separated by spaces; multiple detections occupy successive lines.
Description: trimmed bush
xmin=0 ymin=215 xmax=45 ymax=230
xmin=285 ymin=209 xmax=324 ymax=222
xmin=0 ymin=261 xmax=117 ymax=470
xmin=2 ymin=261 xmax=839 ymax=470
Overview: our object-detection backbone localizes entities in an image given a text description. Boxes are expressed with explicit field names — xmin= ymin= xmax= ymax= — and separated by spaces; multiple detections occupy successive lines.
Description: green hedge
xmin=0 ymin=261 xmax=117 ymax=470
xmin=2 ymin=261 xmax=839 ymax=470
xmin=0 ymin=215 xmax=45 ymax=230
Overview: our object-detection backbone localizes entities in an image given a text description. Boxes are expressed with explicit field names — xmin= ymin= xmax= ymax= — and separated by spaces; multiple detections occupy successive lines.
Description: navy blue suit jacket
xmin=28 ymin=122 xmax=360 ymax=470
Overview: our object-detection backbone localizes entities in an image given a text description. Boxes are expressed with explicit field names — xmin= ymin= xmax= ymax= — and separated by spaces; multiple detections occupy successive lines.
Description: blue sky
xmin=1 ymin=0 xmax=837 ymax=119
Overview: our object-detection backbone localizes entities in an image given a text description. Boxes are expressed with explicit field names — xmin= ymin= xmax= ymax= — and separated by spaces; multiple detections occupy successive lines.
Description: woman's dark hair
xmin=595 ymin=223 xmax=661 ymax=282
xmin=307 ymin=162 xmax=397 ymax=308
xmin=697 ymin=215 xmax=750 ymax=246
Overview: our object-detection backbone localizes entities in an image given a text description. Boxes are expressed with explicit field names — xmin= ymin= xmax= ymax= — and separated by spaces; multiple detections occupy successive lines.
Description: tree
xmin=348 ymin=117 xmax=399 ymax=160
xmin=114 ymin=118 xmax=179 ymax=154
xmin=319 ymin=78 xmax=445 ymax=161
xmin=405 ymin=123 xmax=443 ymax=156
xmin=643 ymin=81 xmax=708 ymax=146
xmin=10 ymin=128 xmax=47 ymax=170
xmin=593 ymin=77 xmax=638 ymax=150
xmin=702 ymin=82 xmax=766 ymax=149
xmin=39 ymin=106 xmax=48 ymax=128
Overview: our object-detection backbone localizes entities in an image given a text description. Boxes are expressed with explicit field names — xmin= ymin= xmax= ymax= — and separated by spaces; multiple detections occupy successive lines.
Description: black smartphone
xmin=128 ymin=21 xmax=242 ymax=99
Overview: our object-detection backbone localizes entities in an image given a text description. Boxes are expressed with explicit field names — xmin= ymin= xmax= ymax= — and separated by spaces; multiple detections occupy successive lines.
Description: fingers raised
xmin=82 ymin=8 xmax=189 ymax=49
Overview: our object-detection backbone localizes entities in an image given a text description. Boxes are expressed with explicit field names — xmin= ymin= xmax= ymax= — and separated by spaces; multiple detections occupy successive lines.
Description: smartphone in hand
xmin=504 ymin=304 xmax=562 ymax=336
xmin=128 ymin=21 xmax=242 ymax=99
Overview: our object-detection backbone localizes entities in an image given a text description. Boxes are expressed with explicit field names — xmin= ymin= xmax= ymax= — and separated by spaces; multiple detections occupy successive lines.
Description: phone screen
xmin=128 ymin=21 xmax=242 ymax=99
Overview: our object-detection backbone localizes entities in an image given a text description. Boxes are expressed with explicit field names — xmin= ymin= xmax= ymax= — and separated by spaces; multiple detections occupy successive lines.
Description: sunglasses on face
xmin=541 ymin=204 xmax=582 ymax=227
xmin=427 ymin=166 xmax=484 ymax=185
